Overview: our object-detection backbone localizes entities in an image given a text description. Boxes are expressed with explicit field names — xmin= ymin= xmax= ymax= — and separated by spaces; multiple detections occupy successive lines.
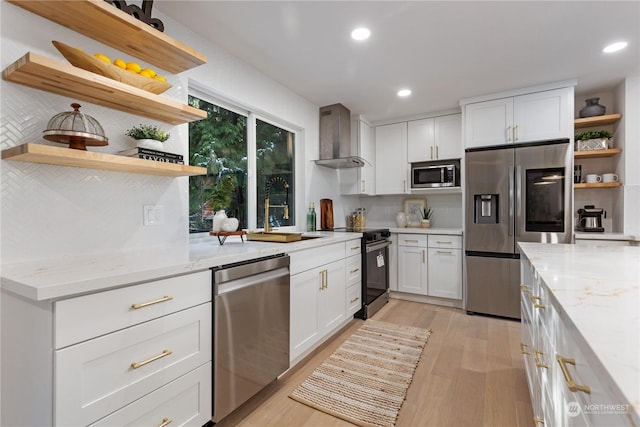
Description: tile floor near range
xmin=215 ymin=299 xmax=533 ymax=427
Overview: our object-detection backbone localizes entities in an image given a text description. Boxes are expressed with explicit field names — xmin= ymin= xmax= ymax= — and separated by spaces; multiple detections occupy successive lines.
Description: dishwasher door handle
xmin=217 ymin=267 xmax=289 ymax=296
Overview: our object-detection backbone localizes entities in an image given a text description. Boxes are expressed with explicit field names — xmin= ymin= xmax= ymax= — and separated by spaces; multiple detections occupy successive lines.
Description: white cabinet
xmin=408 ymin=114 xmax=462 ymax=162
xmin=397 ymin=245 xmax=428 ymax=295
xmin=464 ymin=87 xmax=573 ymax=149
xmin=340 ymin=119 xmax=376 ymax=195
xmin=345 ymin=239 xmax=362 ymax=316
xmin=375 ymin=122 xmax=408 ymax=194
xmin=289 ymin=242 xmax=348 ymax=362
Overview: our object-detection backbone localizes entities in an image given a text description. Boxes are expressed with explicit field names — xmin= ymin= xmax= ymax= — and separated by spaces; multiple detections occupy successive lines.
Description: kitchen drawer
xmin=289 ymin=242 xmax=345 ymax=275
xmin=345 ymin=254 xmax=362 ymax=284
xmin=346 ymin=282 xmax=362 ymax=316
xmin=397 ymin=234 xmax=428 ymax=247
xmin=346 ymin=239 xmax=362 ymax=257
xmin=55 ymin=303 xmax=212 ymax=426
xmin=89 ymin=362 xmax=212 ymax=427
xmin=55 ymin=270 xmax=211 ymax=348
xmin=428 ymin=235 xmax=462 ymax=249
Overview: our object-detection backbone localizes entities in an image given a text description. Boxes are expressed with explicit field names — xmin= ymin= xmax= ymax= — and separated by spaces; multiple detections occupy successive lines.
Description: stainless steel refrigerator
xmin=465 ymin=140 xmax=572 ymax=319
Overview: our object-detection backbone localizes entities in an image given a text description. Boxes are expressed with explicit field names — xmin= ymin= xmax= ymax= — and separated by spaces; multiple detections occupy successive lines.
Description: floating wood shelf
xmin=574 ymin=148 xmax=622 ymax=159
xmin=574 ymin=182 xmax=622 ymax=189
xmin=2 ymin=52 xmax=207 ymax=125
xmin=8 ymin=0 xmax=206 ymax=74
xmin=2 ymin=143 xmax=207 ymax=177
xmin=574 ymin=113 xmax=622 ymax=129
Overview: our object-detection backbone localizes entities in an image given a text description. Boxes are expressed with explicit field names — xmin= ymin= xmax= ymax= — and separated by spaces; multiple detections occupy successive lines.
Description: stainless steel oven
xmin=354 ymin=229 xmax=391 ymax=319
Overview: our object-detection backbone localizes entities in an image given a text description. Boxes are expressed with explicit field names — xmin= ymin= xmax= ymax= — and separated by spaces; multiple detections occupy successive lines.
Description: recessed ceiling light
xmin=351 ymin=27 xmax=370 ymax=41
xmin=397 ymin=89 xmax=412 ymax=97
xmin=603 ymin=41 xmax=628 ymax=53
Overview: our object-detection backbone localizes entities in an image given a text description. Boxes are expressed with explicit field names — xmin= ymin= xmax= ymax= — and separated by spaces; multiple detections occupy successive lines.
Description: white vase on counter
xmin=395 ymin=212 xmax=407 ymax=228
xmin=134 ymin=138 xmax=165 ymax=151
xmin=221 ymin=217 xmax=239 ymax=232
xmin=212 ymin=210 xmax=228 ymax=232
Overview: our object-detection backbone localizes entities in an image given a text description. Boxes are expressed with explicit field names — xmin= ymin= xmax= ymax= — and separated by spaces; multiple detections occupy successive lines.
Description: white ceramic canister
xmin=221 ymin=217 xmax=239 ymax=232
xmin=395 ymin=212 xmax=407 ymax=228
xmin=212 ymin=210 xmax=228 ymax=232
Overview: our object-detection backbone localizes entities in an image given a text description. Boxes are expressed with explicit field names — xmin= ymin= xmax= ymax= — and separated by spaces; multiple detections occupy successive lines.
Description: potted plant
xmin=207 ymin=175 xmax=239 ymax=232
xmin=575 ymin=130 xmax=612 ymax=151
xmin=421 ymin=208 xmax=433 ymax=228
xmin=125 ymin=124 xmax=170 ymax=150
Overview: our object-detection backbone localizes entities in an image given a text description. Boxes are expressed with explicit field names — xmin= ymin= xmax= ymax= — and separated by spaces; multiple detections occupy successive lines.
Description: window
xmin=188 ymin=93 xmax=296 ymax=233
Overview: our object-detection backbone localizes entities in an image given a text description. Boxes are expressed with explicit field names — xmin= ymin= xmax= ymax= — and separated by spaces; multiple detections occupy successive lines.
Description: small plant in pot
xmin=125 ymin=124 xmax=170 ymax=150
xmin=421 ymin=208 xmax=433 ymax=228
xmin=575 ymin=130 xmax=612 ymax=151
xmin=207 ymin=175 xmax=239 ymax=232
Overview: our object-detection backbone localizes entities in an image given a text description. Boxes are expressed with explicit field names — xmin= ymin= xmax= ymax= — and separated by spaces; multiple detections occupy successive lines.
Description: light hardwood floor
xmin=215 ymin=299 xmax=534 ymax=427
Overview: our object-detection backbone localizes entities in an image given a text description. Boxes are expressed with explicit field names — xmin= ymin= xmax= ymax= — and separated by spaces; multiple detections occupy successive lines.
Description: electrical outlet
xmin=143 ymin=205 xmax=164 ymax=226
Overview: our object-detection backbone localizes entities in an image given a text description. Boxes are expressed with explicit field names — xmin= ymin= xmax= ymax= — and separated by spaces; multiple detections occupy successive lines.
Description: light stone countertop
xmin=1 ymin=231 xmax=362 ymax=301
xmin=574 ymin=232 xmax=637 ymax=241
xmin=518 ymin=242 xmax=640 ymax=420
xmin=389 ymin=227 xmax=463 ymax=235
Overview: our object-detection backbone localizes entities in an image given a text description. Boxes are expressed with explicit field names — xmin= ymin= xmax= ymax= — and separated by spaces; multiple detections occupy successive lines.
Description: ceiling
xmin=156 ymin=1 xmax=640 ymax=122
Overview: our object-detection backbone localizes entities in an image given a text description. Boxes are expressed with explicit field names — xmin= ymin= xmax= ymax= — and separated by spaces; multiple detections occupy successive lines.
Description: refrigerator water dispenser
xmin=474 ymin=194 xmax=499 ymax=224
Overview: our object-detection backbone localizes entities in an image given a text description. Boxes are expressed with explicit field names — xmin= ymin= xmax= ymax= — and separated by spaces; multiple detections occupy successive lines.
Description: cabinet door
xmin=340 ymin=120 xmax=376 ymax=195
xmin=434 ymin=113 xmax=462 ymax=160
xmin=320 ymin=259 xmax=346 ymax=334
xmin=397 ymin=246 xmax=428 ymax=295
xmin=513 ymin=87 xmax=572 ymax=143
xmin=290 ymin=268 xmax=321 ymax=360
xmin=407 ymin=118 xmax=435 ymax=162
xmin=464 ymin=97 xmax=513 ymax=148
xmin=427 ymin=248 xmax=462 ymax=299
xmin=375 ymin=122 xmax=408 ymax=194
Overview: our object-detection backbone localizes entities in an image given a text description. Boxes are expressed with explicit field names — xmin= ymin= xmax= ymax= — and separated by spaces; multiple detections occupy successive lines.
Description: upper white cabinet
xmin=464 ymin=86 xmax=574 ymax=149
xmin=340 ymin=118 xmax=375 ymax=195
xmin=375 ymin=122 xmax=408 ymax=194
xmin=408 ymin=113 xmax=462 ymax=162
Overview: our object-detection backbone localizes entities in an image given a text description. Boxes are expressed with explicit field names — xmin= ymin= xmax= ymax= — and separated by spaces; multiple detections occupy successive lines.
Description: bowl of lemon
xmin=52 ymin=41 xmax=172 ymax=95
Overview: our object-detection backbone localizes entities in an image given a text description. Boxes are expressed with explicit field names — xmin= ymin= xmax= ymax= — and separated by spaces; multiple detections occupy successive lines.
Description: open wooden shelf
xmin=574 ymin=113 xmax=622 ymax=129
xmin=8 ymin=0 xmax=206 ymax=74
xmin=574 ymin=182 xmax=622 ymax=189
xmin=574 ymin=148 xmax=622 ymax=159
xmin=2 ymin=52 xmax=207 ymax=125
xmin=2 ymin=143 xmax=207 ymax=177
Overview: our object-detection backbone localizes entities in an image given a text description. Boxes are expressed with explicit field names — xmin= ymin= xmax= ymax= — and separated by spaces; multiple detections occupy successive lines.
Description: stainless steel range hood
xmin=315 ymin=103 xmax=364 ymax=169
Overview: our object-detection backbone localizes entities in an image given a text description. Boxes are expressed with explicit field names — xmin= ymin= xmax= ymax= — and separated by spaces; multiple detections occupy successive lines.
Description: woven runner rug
xmin=289 ymin=319 xmax=431 ymax=427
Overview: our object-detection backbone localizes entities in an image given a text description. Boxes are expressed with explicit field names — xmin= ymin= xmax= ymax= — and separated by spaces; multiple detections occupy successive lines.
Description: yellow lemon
xmin=141 ymin=68 xmax=156 ymax=77
xmin=125 ymin=62 xmax=142 ymax=73
xmin=113 ymin=58 xmax=126 ymax=69
xmin=94 ymin=53 xmax=111 ymax=63
xmin=153 ymin=75 xmax=167 ymax=82
xmin=139 ymin=69 xmax=154 ymax=78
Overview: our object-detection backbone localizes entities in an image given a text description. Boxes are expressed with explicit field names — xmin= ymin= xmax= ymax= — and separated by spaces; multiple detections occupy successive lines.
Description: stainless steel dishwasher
xmin=212 ymin=254 xmax=290 ymax=423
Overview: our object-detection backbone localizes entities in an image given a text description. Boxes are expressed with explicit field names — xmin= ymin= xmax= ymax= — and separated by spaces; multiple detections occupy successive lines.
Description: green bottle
xmin=306 ymin=202 xmax=316 ymax=231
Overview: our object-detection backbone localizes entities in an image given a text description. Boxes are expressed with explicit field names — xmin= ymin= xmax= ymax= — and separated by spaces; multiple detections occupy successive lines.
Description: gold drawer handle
xmin=557 ymin=355 xmax=591 ymax=394
xmin=350 ymin=296 xmax=360 ymax=303
xmin=351 ymin=246 xmax=360 ymax=250
xmin=350 ymin=268 xmax=360 ymax=274
xmin=520 ymin=284 xmax=531 ymax=293
xmin=404 ymin=239 xmax=419 ymax=243
xmin=529 ymin=295 xmax=546 ymax=309
xmin=534 ymin=416 xmax=544 ymax=426
xmin=520 ymin=342 xmax=531 ymax=355
xmin=436 ymin=241 xmax=452 ymax=244
xmin=436 ymin=250 xmax=452 ymax=254
xmin=158 ymin=418 xmax=172 ymax=427
xmin=131 ymin=349 xmax=172 ymax=369
xmin=131 ymin=295 xmax=173 ymax=310
xmin=533 ymin=349 xmax=548 ymax=368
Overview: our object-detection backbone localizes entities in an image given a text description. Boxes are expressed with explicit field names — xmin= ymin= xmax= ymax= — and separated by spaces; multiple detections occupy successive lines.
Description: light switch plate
xmin=143 ymin=205 xmax=164 ymax=226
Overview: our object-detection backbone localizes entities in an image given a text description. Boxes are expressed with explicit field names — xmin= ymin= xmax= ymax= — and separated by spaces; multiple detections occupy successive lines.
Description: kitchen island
xmin=518 ymin=242 xmax=639 ymax=426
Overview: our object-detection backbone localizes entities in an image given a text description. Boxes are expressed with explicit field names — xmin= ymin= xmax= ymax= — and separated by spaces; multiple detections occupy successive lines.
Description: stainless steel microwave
xmin=411 ymin=163 xmax=456 ymax=188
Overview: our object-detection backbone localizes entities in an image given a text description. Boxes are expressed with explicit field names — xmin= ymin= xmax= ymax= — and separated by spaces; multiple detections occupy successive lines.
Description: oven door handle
xmin=366 ymin=240 xmax=391 ymax=252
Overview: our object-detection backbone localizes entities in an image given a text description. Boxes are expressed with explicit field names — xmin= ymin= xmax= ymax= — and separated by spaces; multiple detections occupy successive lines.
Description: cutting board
xmin=320 ymin=198 xmax=334 ymax=230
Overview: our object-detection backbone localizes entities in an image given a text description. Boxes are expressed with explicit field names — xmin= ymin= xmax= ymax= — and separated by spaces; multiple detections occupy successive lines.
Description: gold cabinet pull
xmin=350 ymin=268 xmax=360 ymax=274
xmin=430 ymin=146 xmax=434 ymax=159
xmin=422 ymin=249 xmax=426 ymax=263
xmin=514 ymin=125 xmax=519 ymax=141
xmin=404 ymin=239 xmax=419 ymax=243
xmin=158 ymin=418 xmax=172 ymax=427
xmin=557 ymin=355 xmax=591 ymax=394
xmin=507 ymin=125 xmax=513 ymax=141
xmin=436 ymin=240 xmax=452 ymax=244
xmin=403 ymin=180 xmax=406 ymax=193
xmin=520 ymin=284 xmax=531 ymax=293
xmin=351 ymin=246 xmax=360 ymax=250
xmin=436 ymin=145 xmax=439 ymax=159
xmin=131 ymin=349 xmax=172 ymax=369
xmin=520 ymin=342 xmax=531 ymax=355
xmin=533 ymin=349 xmax=548 ymax=368
xmin=319 ymin=270 xmax=325 ymax=290
xmin=436 ymin=250 xmax=452 ymax=254
xmin=529 ymin=295 xmax=546 ymax=309
xmin=131 ymin=295 xmax=173 ymax=310
xmin=534 ymin=416 xmax=544 ymax=426
xmin=350 ymin=296 xmax=360 ymax=303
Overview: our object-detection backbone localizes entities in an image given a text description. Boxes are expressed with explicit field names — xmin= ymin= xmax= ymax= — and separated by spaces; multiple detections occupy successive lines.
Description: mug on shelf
xmin=602 ymin=173 xmax=619 ymax=183
xmin=585 ymin=174 xmax=602 ymax=184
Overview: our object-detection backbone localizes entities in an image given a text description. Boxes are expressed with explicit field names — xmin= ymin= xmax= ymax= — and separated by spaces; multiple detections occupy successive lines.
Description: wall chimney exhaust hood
xmin=315 ymin=103 xmax=364 ymax=169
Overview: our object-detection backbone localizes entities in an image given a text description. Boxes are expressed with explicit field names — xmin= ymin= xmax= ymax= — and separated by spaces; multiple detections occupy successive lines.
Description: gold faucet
xmin=264 ymin=177 xmax=289 ymax=232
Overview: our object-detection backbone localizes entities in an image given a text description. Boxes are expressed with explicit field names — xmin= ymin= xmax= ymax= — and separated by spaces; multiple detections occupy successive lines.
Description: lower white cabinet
xmin=345 ymin=248 xmax=363 ymax=316
xmin=397 ymin=244 xmax=428 ymax=295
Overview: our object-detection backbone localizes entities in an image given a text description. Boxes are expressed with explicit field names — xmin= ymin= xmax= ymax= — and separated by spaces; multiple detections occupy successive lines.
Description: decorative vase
xmin=212 ymin=210 xmax=228 ymax=232
xmin=579 ymin=98 xmax=606 ymax=118
xmin=135 ymin=138 xmax=164 ymax=151
xmin=221 ymin=217 xmax=239 ymax=232
xmin=420 ymin=219 xmax=431 ymax=228
xmin=395 ymin=212 xmax=407 ymax=228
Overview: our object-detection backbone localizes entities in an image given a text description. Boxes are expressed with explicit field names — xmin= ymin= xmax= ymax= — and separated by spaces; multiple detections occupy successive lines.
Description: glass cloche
xmin=43 ymin=103 xmax=108 ymax=150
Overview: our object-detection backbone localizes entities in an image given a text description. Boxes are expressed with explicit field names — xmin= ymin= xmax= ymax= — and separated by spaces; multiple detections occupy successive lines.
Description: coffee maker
xmin=576 ymin=205 xmax=605 ymax=232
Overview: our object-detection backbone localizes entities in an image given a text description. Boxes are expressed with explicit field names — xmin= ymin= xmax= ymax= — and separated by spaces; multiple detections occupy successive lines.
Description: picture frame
xmin=404 ymin=198 xmax=427 ymax=227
